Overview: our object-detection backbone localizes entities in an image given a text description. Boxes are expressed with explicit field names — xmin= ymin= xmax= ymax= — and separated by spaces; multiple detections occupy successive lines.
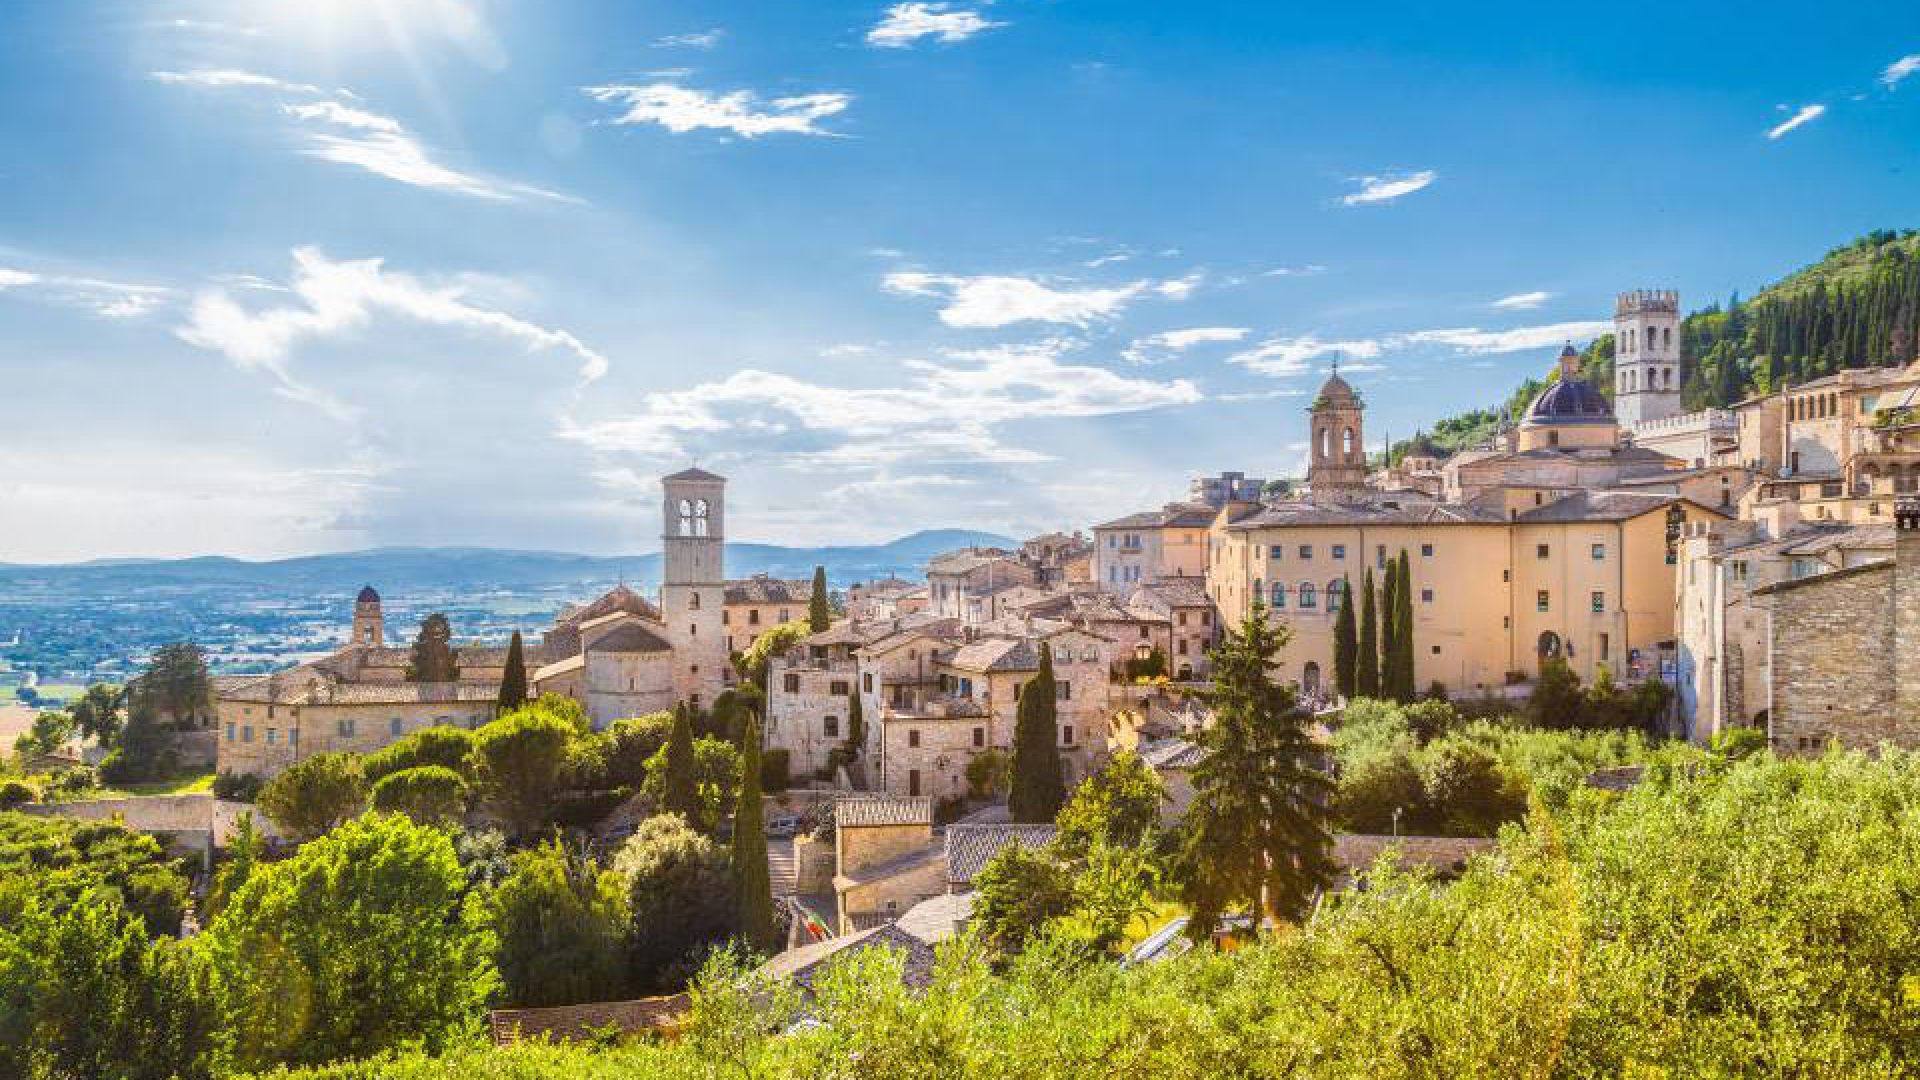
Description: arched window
xmin=1253 ymin=577 xmax=1264 ymax=605
xmin=1663 ymin=326 xmax=1672 ymax=349
xmin=677 ymin=497 xmax=694 ymax=537
xmin=1298 ymin=581 xmax=1317 ymax=610
xmin=1326 ymin=578 xmax=1345 ymax=611
xmin=1302 ymin=662 xmax=1322 ymax=695
xmin=693 ymin=498 xmax=710 ymax=537
xmin=1319 ymin=426 xmax=1332 ymax=460
xmin=1645 ymin=326 xmax=1656 ymax=351
xmin=1537 ymin=631 xmax=1562 ymax=660
xmin=689 ymin=591 xmax=701 ymax=610
xmin=1270 ymin=581 xmax=1287 ymax=608
xmin=1342 ymin=428 xmax=1356 ymax=459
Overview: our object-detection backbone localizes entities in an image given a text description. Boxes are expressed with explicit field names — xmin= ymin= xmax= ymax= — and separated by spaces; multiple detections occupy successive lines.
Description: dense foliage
xmin=1008 ymin=643 xmax=1065 ymax=823
xmin=479 ymin=839 xmax=628 ymax=1009
xmin=0 ymin=811 xmax=189 ymax=936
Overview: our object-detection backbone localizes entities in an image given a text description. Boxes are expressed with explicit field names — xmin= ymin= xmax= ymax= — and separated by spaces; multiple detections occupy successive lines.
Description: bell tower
xmin=1615 ymin=289 xmax=1683 ymax=429
xmin=660 ymin=468 xmax=728 ymax=709
xmin=351 ymin=585 xmax=384 ymax=647
xmin=1307 ymin=362 xmax=1368 ymax=501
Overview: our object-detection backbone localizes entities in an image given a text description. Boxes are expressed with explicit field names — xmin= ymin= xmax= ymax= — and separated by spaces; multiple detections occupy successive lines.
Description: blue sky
xmin=2 ymin=0 xmax=1917 ymax=562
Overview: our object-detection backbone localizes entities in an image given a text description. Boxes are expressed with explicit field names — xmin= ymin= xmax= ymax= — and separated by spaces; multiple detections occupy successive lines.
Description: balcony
xmin=881 ymin=694 xmax=989 ymax=721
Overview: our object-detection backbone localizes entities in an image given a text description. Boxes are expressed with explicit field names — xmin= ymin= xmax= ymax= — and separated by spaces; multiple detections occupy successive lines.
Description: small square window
xmin=389 ymin=718 xmax=403 ymax=736
xmin=1431 ymin=645 xmax=1441 ymax=655
xmin=1331 ymin=544 xmax=1346 ymax=559
xmin=1591 ymin=543 xmax=1606 ymax=561
xmin=972 ymin=727 xmax=984 ymax=748
xmin=1061 ymin=724 xmax=1075 ymax=746
xmin=1591 ymin=591 xmax=1605 ymax=613
xmin=1536 ymin=544 xmax=1551 ymax=560
xmin=337 ymin=718 xmax=355 ymax=738
xmin=824 ymin=715 xmax=840 ymax=738
xmin=1298 ymin=545 xmax=1313 ymax=559
xmin=1420 ymin=588 xmax=1433 ymax=603
xmin=1536 ymin=590 xmax=1551 ymax=612
xmin=908 ymin=729 xmax=920 ymax=748
xmin=1502 ymin=568 xmax=1511 ymax=583
xmin=1420 ymin=544 xmax=1434 ymax=557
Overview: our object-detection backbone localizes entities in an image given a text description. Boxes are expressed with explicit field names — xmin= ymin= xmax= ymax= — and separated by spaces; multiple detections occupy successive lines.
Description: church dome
xmin=1524 ymin=372 xmax=1613 ymax=425
xmin=356 ymin=585 xmax=381 ymax=604
xmin=1314 ymin=371 xmax=1359 ymax=407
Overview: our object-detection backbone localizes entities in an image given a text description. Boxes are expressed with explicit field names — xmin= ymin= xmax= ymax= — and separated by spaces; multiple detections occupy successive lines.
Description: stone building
xmin=1306 ymin=367 xmax=1368 ymax=499
xmin=1091 ymin=502 xmax=1216 ymax=593
xmin=1190 ymin=471 xmax=1266 ymax=508
xmin=721 ymin=574 xmax=812 ymax=655
xmin=831 ymin=796 xmax=944 ymax=933
xmin=1753 ymin=498 xmax=1920 ymax=754
xmin=1613 ymin=290 xmax=1684 ymax=430
xmin=925 ymin=548 xmax=1037 ymax=622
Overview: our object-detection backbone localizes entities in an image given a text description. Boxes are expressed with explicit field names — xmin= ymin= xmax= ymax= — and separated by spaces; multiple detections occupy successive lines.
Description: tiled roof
xmin=833 ymin=844 xmax=942 ymax=888
xmin=1780 ymin=523 xmax=1895 ymax=556
xmin=945 ymin=824 xmax=1057 ymax=886
xmin=1512 ymin=490 xmax=1703 ymax=524
xmin=587 ymin=623 xmax=675 ymax=654
xmin=1133 ymin=577 xmax=1212 ymax=608
xmin=926 ymin=548 xmax=1019 ymax=575
xmin=757 ymin=923 xmax=938 ymax=992
xmin=1094 ymin=501 xmax=1218 ymax=531
xmin=489 ymin=994 xmax=688 ymax=1045
xmin=1751 ymin=558 xmax=1893 ymax=597
xmin=1227 ymin=501 xmax=1506 ymax=529
xmin=218 ymin=670 xmax=500 ymax=706
xmin=725 ymin=575 xmax=810 ymax=605
xmin=835 ymin=795 xmax=933 ymax=829
xmin=1138 ymin=736 xmax=1207 ymax=770
xmin=664 ymin=466 xmax=725 ymax=482
xmin=946 ymin=637 xmax=1039 ymax=673
xmin=1331 ymin=834 xmax=1495 ymax=878
xmin=895 ymin=891 xmax=975 ymax=946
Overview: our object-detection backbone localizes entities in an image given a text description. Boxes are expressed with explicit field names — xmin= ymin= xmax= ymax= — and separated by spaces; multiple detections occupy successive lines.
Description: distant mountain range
xmin=0 ymin=529 xmax=1013 ymax=595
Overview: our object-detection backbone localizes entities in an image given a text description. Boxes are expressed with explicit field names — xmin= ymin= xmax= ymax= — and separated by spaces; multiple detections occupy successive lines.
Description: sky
xmin=1 ymin=0 xmax=1918 ymax=563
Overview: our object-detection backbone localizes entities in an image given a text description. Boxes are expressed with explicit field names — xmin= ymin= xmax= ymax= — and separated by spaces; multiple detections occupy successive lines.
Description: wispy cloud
xmin=0 ymin=265 xmax=172 ymax=319
xmin=282 ymin=101 xmax=402 ymax=133
xmin=1491 ymin=290 xmax=1553 ymax=311
xmin=1340 ymin=169 xmax=1437 ymax=206
xmin=1263 ymin=264 xmax=1327 ymax=278
xmin=1122 ymin=326 xmax=1248 ymax=364
xmin=1401 ymin=320 xmax=1610 ymax=352
xmin=1229 ymin=335 xmax=1385 ymax=377
xmin=561 ymin=341 xmax=1200 ymax=471
xmin=883 ymin=271 xmax=1192 ymax=328
xmin=176 ymin=247 xmax=609 ymax=419
xmin=584 ymin=83 xmax=851 ymax=138
xmin=1767 ymin=104 xmax=1826 ymax=140
xmin=654 ymin=28 xmax=724 ymax=49
xmin=1881 ymin=54 xmax=1920 ymax=88
xmin=867 ymin=3 xmax=1004 ymax=48
xmin=1230 ymin=318 xmax=1610 ymax=378
xmin=150 ymin=68 xmax=321 ymax=94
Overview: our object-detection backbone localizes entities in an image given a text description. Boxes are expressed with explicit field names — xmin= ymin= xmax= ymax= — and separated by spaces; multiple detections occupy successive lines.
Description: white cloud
xmin=1263 ymin=264 xmax=1327 ymax=278
xmin=1399 ymin=320 xmax=1610 ymax=353
xmin=1122 ymin=326 xmax=1249 ymax=364
xmin=654 ymin=29 xmax=723 ymax=48
xmin=1767 ymin=104 xmax=1826 ymax=140
xmin=0 ymin=266 xmax=172 ymax=320
xmin=1491 ymin=290 xmax=1553 ymax=311
xmin=584 ymin=83 xmax=850 ymax=138
xmin=282 ymin=101 xmax=402 ymax=133
xmin=150 ymin=68 xmax=322 ymax=94
xmin=0 ymin=268 xmax=38 ymax=289
xmin=882 ymin=271 xmax=1194 ymax=328
xmin=176 ymin=247 xmax=610 ymax=419
xmin=867 ymin=3 xmax=1004 ymax=48
xmin=1229 ymin=335 xmax=1384 ymax=377
xmin=561 ymin=341 xmax=1201 ymax=471
xmin=1882 ymin=54 xmax=1920 ymax=88
xmin=1340 ymin=170 xmax=1437 ymax=206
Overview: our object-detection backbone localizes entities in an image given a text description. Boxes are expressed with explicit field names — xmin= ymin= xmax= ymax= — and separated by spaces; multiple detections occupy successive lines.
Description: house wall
xmin=216 ymin=700 xmax=495 ymax=779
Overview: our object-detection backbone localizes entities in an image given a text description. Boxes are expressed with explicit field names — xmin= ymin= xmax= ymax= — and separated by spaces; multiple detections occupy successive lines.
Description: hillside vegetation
xmin=1392 ymin=229 xmax=1920 ymax=463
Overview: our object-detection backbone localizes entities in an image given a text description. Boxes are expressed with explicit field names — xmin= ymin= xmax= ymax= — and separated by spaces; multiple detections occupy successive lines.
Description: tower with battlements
xmin=1615 ymin=289 xmax=1683 ymax=430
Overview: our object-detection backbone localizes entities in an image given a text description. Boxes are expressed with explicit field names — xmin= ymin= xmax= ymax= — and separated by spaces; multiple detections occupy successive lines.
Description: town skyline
xmin=4 ymin=1 xmax=1920 ymax=562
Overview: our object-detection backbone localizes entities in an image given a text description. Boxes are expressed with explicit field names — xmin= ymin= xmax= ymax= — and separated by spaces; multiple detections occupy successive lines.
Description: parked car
xmin=766 ymin=813 xmax=801 ymax=837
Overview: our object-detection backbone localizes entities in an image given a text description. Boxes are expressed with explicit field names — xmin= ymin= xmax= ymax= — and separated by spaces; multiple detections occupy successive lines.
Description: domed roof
xmin=1524 ymin=373 xmax=1614 ymax=425
xmin=356 ymin=585 xmax=381 ymax=604
xmin=1313 ymin=371 xmax=1359 ymax=407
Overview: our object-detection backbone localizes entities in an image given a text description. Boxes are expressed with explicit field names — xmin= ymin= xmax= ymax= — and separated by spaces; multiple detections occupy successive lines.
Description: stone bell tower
xmin=660 ymin=468 xmax=728 ymax=710
xmin=1615 ymin=289 xmax=1683 ymax=430
xmin=1307 ymin=361 xmax=1367 ymax=501
xmin=351 ymin=585 xmax=384 ymax=647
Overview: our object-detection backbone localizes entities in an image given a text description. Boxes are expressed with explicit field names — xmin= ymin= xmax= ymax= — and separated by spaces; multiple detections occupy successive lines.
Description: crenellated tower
xmin=1615 ymin=289 xmax=1683 ymax=429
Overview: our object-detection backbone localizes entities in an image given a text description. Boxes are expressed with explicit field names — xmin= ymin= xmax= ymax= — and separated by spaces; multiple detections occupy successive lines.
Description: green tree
xmin=404 ymin=613 xmax=460 ymax=683
xmin=730 ymin=715 xmax=775 ymax=951
xmin=844 ymin=689 xmax=865 ymax=759
xmin=1054 ymin=749 xmax=1166 ymax=855
xmin=361 ymin=725 xmax=477 ymax=785
xmin=370 ymin=765 xmax=469 ymax=825
xmin=604 ymin=712 xmax=673 ymax=789
xmin=1392 ymin=551 xmax=1416 ymax=703
xmin=256 ymin=752 xmax=367 ymax=843
xmin=135 ymin=643 xmax=211 ymax=727
xmin=808 ymin=565 xmax=832 ymax=633
xmin=659 ymin=702 xmax=701 ymax=825
xmin=971 ymin=841 xmax=1075 ymax=954
xmin=1177 ymin=605 xmax=1334 ymax=937
xmin=730 ymin=623 xmax=808 ymax=723
xmin=1419 ymin=739 xmax=1526 ymax=837
xmin=202 ymin=814 xmax=496 ymax=1071
xmin=1379 ymin=562 xmax=1400 ymax=701
xmin=1331 ymin=749 xmax=1425 ymax=833
xmin=1528 ymin=659 xmax=1587 ymax=730
xmin=69 ymin=682 xmax=127 ymax=745
xmin=1333 ymin=573 xmax=1358 ymax=699
xmin=482 ymin=838 xmax=629 ymax=1008
xmin=965 ymin=748 xmax=1010 ymax=799
xmin=472 ymin=708 xmax=576 ymax=836
xmin=497 ymin=630 xmax=529 ymax=711
xmin=1008 ymin=643 xmax=1066 ymax=823
xmin=614 ymin=814 xmax=736 ymax=992
xmin=16 ymin=707 xmax=76 ymax=757
xmin=1069 ymin=840 xmax=1162 ymax=954
xmin=644 ymin=734 xmax=740 ymax=834
xmin=207 ymin=811 xmax=263 ymax=918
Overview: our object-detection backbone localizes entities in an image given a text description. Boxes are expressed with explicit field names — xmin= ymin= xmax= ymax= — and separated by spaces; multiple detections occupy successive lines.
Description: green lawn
xmin=95 ymin=771 xmax=216 ymax=798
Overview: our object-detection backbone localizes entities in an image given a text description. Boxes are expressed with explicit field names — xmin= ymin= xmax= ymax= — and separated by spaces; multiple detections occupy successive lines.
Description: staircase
xmin=767 ymin=837 xmax=797 ymax=898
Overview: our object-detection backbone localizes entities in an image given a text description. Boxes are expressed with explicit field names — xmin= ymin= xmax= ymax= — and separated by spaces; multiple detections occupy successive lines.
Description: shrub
xmin=370 ymin=766 xmax=469 ymax=825
xmin=212 ymin=770 xmax=264 ymax=801
xmin=361 ymin=726 xmax=477 ymax=786
xmin=604 ymin=714 xmax=673 ymax=789
xmin=45 ymin=765 xmax=99 ymax=797
xmin=613 ymin=814 xmax=736 ymax=992
xmin=1711 ymin=726 xmax=1769 ymax=760
xmin=256 ymin=753 xmax=367 ymax=842
xmin=760 ymin=747 xmax=790 ymax=793
xmin=0 ymin=780 xmax=35 ymax=808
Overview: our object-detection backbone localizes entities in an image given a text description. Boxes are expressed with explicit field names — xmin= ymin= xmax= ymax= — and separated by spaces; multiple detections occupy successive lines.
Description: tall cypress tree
xmin=731 ymin=715 xmax=775 ymax=950
xmin=1332 ymin=574 xmax=1358 ymax=700
xmin=808 ymin=566 xmax=831 ymax=633
xmin=1008 ymin=643 xmax=1066 ymax=823
xmin=1394 ymin=551 xmax=1417 ymax=702
xmin=1379 ymin=563 xmax=1400 ymax=700
xmin=1176 ymin=609 xmax=1335 ymax=939
xmin=661 ymin=702 xmax=700 ymax=824
xmin=1357 ymin=568 xmax=1380 ymax=699
xmin=497 ymin=630 xmax=528 ymax=711
xmin=845 ymin=689 xmax=865 ymax=759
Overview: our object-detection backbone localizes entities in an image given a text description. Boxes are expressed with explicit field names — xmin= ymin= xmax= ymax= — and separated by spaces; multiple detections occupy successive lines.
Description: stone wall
xmin=1767 ymin=564 xmax=1896 ymax=753
xmin=23 ymin=795 xmax=284 ymax=848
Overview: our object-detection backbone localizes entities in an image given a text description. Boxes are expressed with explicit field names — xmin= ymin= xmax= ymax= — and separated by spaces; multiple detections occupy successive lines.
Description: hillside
xmin=1391 ymin=229 xmax=1920 ymax=462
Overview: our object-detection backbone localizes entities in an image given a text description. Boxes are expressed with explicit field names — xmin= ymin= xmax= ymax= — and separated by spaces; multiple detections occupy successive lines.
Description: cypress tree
xmin=808 ymin=566 xmax=831 ymax=633
xmin=1176 ymin=608 xmax=1335 ymax=938
xmin=1357 ymin=567 xmax=1380 ymax=698
xmin=845 ymin=689 xmax=865 ymax=758
xmin=1332 ymin=574 xmax=1357 ymax=700
xmin=497 ymin=630 xmax=528 ymax=711
xmin=661 ymin=702 xmax=700 ymax=824
xmin=1394 ymin=551 xmax=1417 ymax=702
xmin=1008 ymin=643 xmax=1066 ymax=823
xmin=1379 ymin=562 xmax=1400 ymax=700
xmin=731 ymin=714 xmax=775 ymax=950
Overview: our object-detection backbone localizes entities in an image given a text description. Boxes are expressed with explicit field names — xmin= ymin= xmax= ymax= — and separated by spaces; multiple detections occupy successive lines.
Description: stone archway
xmin=1537 ymin=631 xmax=1563 ymax=661
xmin=1302 ymin=661 xmax=1322 ymax=696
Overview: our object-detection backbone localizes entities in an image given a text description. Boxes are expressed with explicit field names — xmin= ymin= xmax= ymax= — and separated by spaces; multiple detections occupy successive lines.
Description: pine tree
xmin=1332 ymin=574 xmax=1357 ymax=700
xmin=1176 ymin=608 xmax=1334 ymax=938
xmin=1008 ymin=643 xmax=1066 ymax=823
xmin=808 ymin=566 xmax=831 ymax=633
xmin=497 ymin=631 xmax=528 ymax=711
xmin=731 ymin=715 xmax=775 ymax=950
xmin=1394 ymin=550 xmax=1416 ymax=703
xmin=845 ymin=689 xmax=865 ymax=759
xmin=1379 ymin=562 xmax=1400 ymax=700
xmin=404 ymin=614 xmax=460 ymax=683
xmin=1357 ymin=567 xmax=1380 ymax=699
xmin=661 ymin=702 xmax=700 ymax=824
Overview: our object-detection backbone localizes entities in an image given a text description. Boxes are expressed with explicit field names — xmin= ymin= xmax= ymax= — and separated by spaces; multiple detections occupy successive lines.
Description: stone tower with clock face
xmin=659 ymin=468 xmax=728 ymax=710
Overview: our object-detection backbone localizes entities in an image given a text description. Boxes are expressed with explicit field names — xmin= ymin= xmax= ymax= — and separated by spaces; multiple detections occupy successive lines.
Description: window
xmin=1299 ymin=545 xmax=1313 ymax=559
xmin=1536 ymin=544 xmax=1551 ymax=559
xmin=830 ymin=679 xmax=849 ymax=696
xmin=783 ymin=673 xmax=800 ymax=693
xmin=1502 ymin=568 xmax=1511 ymax=583
xmin=1139 ymin=626 xmax=1150 ymax=640
xmin=1598 ymin=633 xmax=1610 ymax=660
xmin=1536 ymin=590 xmax=1550 ymax=612
xmin=748 ymin=609 xmax=761 ymax=625
xmin=1056 ymin=682 xmax=1073 ymax=701
xmin=1062 ymin=724 xmax=1076 ymax=746
xmin=1177 ymin=639 xmax=1188 ymax=655
xmin=689 ymin=592 xmax=701 ymax=610
xmin=337 ymin=718 xmax=355 ymax=738
xmin=1591 ymin=591 xmax=1605 ymax=613
xmin=777 ymin=609 xmax=791 ymax=623
xmin=1591 ymin=543 xmax=1606 ymax=561
xmin=226 ymin=722 xmax=235 ymax=742
xmin=1331 ymin=544 xmax=1347 ymax=559
xmin=242 ymin=725 xmax=253 ymax=743
xmin=1431 ymin=645 xmax=1441 ymax=655
xmin=1731 ymin=561 xmax=1749 ymax=583
xmin=1298 ymin=582 xmax=1317 ymax=610
xmin=1177 ymin=611 xmax=1188 ymax=626
xmin=824 ymin=715 xmax=840 ymax=738
xmin=1326 ymin=578 xmax=1345 ymax=611
xmin=1377 ymin=544 xmax=1388 ymax=568
xmin=908 ymin=729 xmax=920 ymax=748
xmin=389 ymin=717 xmax=403 ymax=736
xmin=863 ymin=673 xmax=873 ymax=692
xmin=266 ymin=728 xmax=278 ymax=746
xmin=1420 ymin=543 xmax=1434 ymax=557
xmin=1201 ymin=610 xmax=1211 ymax=627
xmin=972 ymin=727 xmax=985 ymax=748
xmin=1421 ymin=588 xmax=1434 ymax=603
xmin=908 ymin=770 xmax=921 ymax=796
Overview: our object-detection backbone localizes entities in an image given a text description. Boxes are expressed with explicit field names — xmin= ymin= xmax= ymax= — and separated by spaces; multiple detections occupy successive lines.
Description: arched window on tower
xmin=693 ymin=498 xmax=710 ymax=537
xmin=1645 ymin=326 xmax=1656 ymax=352
xmin=689 ymin=591 xmax=701 ymax=610
xmin=1663 ymin=326 xmax=1672 ymax=349
xmin=678 ymin=498 xmax=693 ymax=537
xmin=1342 ymin=428 xmax=1356 ymax=460
xmin=1319 ymin=426 xmax=1332 ymax=461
